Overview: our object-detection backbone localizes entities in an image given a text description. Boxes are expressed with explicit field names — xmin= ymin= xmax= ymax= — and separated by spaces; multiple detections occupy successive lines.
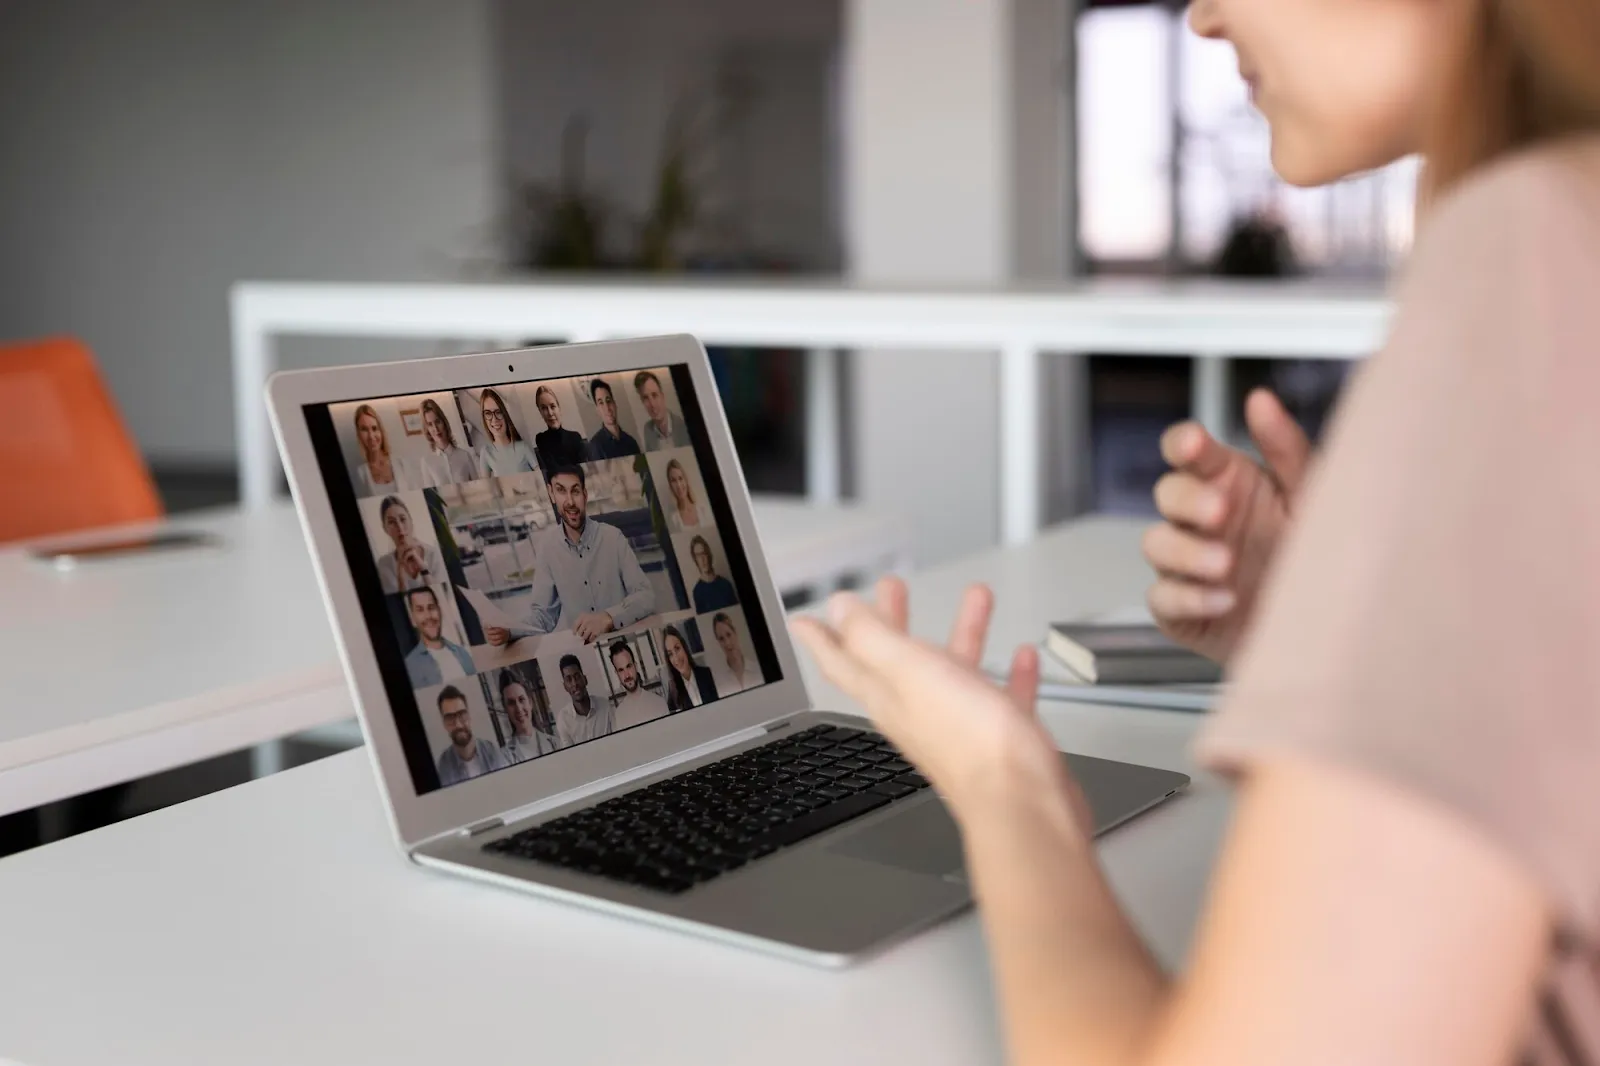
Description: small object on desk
xmin=27 ymin=529 xmax=221 ymax=570
xmin=1046 ymin=622 xmax=1223 ymax=685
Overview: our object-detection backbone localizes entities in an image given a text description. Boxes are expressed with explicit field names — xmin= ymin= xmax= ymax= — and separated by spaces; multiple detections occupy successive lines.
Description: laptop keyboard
xmin=483 ymin=724 xmax=930 ymax=894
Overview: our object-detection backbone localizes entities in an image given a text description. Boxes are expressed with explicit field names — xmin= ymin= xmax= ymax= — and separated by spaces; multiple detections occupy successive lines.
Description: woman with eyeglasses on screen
xmin=662 ymin=458 xmax=703 ymax=533
xmin=350 ymin=404 xmax=416 ymax=496
xmin=793 ymin=0 xmax=1600 ymax=1061
xmin=661 ymin=625 xmax=717 ymax=713
xmin=473 ymin=387 xmax=538 ymax=477
xmin=416 ymin=398 xmax=478 ymax=487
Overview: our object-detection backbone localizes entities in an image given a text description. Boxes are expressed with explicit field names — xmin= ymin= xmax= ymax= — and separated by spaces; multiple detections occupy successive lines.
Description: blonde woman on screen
xmin=793 ymin=0 xmax=1600 ymax=1062
xmin=474 ymin=387 xmax=538 ymax=477
xmin=662 ymin=458 xmax=702 ymax=532
xmin=416 ymin=398 xmax=478 ymax=486
xmin=350 ymin=404 xmax=415 ymax=496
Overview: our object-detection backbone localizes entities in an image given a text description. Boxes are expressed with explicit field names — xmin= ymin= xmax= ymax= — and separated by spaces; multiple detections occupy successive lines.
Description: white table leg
xmin=804 ymin=347 xmax=841 ymax=505
xmin=232 ymin=294 xmax=278 ymax=512
xmin=251 ymin=740 xmax=289 ymax=780
xmin=1192 ymin=353 xmax=1231 ymax=443
xmin=999 ymin=342 xmax=1043 ymax=546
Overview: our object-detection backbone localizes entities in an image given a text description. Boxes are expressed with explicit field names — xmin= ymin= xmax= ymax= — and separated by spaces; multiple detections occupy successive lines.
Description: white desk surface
xmin=0 ymin=497 xmax=908 ymax=816
xmin=0 ymin=516 xmax=1228 ymax=1066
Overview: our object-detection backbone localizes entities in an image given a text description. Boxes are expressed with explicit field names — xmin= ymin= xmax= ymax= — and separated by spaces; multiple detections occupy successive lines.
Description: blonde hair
xmin=353 ymin=404 xmax=389 ymax=458
xmin=1427 ymin=0 xmax=1600 ymax=195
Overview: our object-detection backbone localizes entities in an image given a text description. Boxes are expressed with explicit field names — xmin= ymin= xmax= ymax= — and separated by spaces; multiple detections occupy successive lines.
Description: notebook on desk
xmin=267 ymin=335 xmax=1190 ymax=965
xmin=988 ymin=607 xmax=1224 ymax=713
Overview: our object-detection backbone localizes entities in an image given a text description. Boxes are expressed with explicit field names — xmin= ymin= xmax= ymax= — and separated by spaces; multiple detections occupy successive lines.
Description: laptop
xmin=267 ymin=335 xmax=1189 ymax=965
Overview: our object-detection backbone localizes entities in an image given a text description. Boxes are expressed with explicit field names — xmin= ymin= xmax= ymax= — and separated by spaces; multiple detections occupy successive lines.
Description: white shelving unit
xmin=232 ymin=276 xmax=1391 ymax=545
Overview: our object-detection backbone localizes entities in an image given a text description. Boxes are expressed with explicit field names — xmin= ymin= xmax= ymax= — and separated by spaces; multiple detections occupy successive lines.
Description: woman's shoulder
xmin=1396 ymin=136 xmax=1600 ymax=370
xmin=1419 ymin=135 xmax=1600 ymax=258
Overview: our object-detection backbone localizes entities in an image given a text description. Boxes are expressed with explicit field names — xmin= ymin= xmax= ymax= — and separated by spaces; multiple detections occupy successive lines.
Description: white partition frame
xmin=232 ymin=278 xmax=1391 ymax=545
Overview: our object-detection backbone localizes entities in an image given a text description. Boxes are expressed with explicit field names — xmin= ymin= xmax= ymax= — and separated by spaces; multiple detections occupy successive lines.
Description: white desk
xmin=0 ymin=497 xmax=908 ymax=817
xmin=0 ymin=518 xmax=1227 ymax=1066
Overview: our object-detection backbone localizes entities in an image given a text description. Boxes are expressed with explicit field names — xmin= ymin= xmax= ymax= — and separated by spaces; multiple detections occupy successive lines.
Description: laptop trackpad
xmin=826 ymin=798 xmax=966 ymax=879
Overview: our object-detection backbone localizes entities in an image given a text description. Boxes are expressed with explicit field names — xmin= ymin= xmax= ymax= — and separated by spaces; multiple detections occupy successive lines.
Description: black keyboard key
xmin=833 ymin=757 xmax=871 ymax=771
xmin=835 ymin=775 xmax=877 ymax=792
xmin=752 ymin=790 xmax=890 ymax=850
xmin=871 ymin=782 xmax=916 ymax=799
xmin=814 ymin=784 xmax=852 ymax=800
xmin=895 ymin=772 xmax=930 ymax=790
xmin=819 ymin=727 xmax=864 ymax=741
xmin=859 ymin=766 xmax=896 ymax=783
xmin=794 ymin=773 xmax=829 ymax=789
xmin=882 ymin=759 xmax=913 ymax=775
xmin=858 ymin=750 xmax=898 ymax=765
xmin=814 ymin=765 xmax=852 ymax=780
xmin=796 ymin=755 xmax=835 ymax=769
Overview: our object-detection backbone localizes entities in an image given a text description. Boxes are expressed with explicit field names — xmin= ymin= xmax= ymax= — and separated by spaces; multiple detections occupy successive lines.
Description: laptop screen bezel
xmin=267 ymin=335 xmax=813 ymax=849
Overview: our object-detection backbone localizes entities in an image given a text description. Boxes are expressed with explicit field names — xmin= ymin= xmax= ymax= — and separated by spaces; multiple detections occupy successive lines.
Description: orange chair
xmin=0 ymin=337 xmax=164 ymax=544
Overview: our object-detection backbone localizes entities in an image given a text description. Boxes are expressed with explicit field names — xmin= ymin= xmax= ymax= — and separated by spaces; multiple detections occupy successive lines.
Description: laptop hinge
xmin=461 ymin=816 xmax=505 ymax=838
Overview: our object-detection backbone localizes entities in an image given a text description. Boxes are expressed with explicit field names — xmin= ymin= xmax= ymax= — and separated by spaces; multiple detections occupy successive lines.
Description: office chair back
xmin=0 ymin=336 xmax=164 ymax=544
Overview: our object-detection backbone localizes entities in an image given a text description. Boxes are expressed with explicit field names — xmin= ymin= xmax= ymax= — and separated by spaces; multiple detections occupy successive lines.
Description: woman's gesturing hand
xmin=1144 ymin=388 xmax=1312 ymax=665
xmin=791 ymin=578 xmax=1090 ymax=832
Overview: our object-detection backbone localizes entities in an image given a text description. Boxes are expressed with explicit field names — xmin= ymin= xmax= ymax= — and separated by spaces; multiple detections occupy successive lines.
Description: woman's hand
xmin=792 ymin=578 xmax=1090 ymax=832
xmin=1144 ymin=389 xmax=1312 ymax=665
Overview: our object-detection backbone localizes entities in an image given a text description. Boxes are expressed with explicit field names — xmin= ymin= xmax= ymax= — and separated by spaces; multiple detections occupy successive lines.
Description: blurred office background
xmin=0 ymin=0 xmax=1414 ymax=562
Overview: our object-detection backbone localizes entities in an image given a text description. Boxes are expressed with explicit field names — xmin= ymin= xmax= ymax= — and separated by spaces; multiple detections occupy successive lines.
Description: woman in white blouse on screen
xmin=350 ymin=404 xmax=416 ymax=496
xmin=474 ymin=388 xmax=538 ymax=477
xmin=416 ymin=398 xmax=479 ymax=486
xmin=662 ymin=458 xmax=703 ymax=532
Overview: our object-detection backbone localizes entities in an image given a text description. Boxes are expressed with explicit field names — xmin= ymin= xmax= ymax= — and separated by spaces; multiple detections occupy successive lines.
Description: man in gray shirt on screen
xmin=434 ymin=685 xmax=509 ymax=786
xmin=483 ymin=463 xmax=655 ymax=645
xmin=633 ymin=370 xmax=692 ymax=450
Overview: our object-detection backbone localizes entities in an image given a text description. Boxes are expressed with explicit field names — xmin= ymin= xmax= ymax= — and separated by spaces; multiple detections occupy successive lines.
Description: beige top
xmin=1197 ymin=137 xmax=1600 ymax=1066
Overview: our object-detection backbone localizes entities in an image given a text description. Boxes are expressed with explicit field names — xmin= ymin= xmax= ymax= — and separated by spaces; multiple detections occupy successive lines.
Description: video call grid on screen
xmin=304 ymin=363 xmax=783 ymax=796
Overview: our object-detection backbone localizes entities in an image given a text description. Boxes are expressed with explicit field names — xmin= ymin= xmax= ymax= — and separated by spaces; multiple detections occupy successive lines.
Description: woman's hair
xmin=1427 ymin=0 xmax=1600 ymax=195
xmin=419 ymin=398 xmax=455 ymax=449
xmin=666 ymin=458 xmax=695 ymax=506
xmin=479 ymin=387 xmax=522 ymax=443
xmin=353 ymin=404 xmax=389 ymax=458
xmin=379 ymin=495 xmax=409 ymax=525
xmin=661 ymin=626 xmax=692 ymax=708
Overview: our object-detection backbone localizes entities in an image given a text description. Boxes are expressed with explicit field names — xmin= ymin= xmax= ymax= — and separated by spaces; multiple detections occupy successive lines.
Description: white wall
xmin=493 ymin=0 xmax=842 ymax=271
xmin=0 ymin=0 xmax=500 ymax=464
xmin=844 ymin=0 xmax=1074 ymax=563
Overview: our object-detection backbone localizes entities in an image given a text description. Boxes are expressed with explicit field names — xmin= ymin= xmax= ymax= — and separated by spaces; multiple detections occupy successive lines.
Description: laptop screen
xmin=303 ymin=363 xmax=783 ymax=796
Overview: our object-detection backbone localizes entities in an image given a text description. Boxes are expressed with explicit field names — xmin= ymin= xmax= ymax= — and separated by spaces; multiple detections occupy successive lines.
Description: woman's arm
xmin=957 ymin=745 xmax=1550 ymax=1066
xmin=795 ymin=588 xmax=1554 ymax=1066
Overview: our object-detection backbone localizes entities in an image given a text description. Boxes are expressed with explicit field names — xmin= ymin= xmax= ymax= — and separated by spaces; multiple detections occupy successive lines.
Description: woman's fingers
xmin=1159 ymin=420 xmax=1232 ymax=479
xmin=791 ymin=616 xmax=899 ymax=716
xmin=1141 ymin=521 xmax=1233 ymax=583
xmin=1146 ymin=575 xmax=1236 ymax=622
xmin=1005 ymin=643 xmax=1041 ymax=713
xmin=874 ymin=575 xmax=911 ymax=633
xmin=946 ymin=584 xmax=995 ymax=667
xmin=1153 ymin=471 xmax=1230 ymax=533
xmin=1244 ymin=388 xmax=1313 ymax=495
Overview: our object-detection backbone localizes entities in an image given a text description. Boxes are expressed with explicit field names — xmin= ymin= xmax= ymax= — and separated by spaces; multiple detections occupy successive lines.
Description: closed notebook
xmin=1045 ymin=623 xmax=1224 ymax=686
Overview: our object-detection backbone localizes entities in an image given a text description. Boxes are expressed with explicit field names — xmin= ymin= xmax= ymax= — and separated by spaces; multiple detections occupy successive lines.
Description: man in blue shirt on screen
xmin=484 ymin=463 xmax=655 ymax=646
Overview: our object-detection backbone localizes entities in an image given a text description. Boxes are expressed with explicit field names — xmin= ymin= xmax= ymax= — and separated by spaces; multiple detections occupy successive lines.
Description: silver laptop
xmin=267 ymin=335 xmax=1188 ymax=965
